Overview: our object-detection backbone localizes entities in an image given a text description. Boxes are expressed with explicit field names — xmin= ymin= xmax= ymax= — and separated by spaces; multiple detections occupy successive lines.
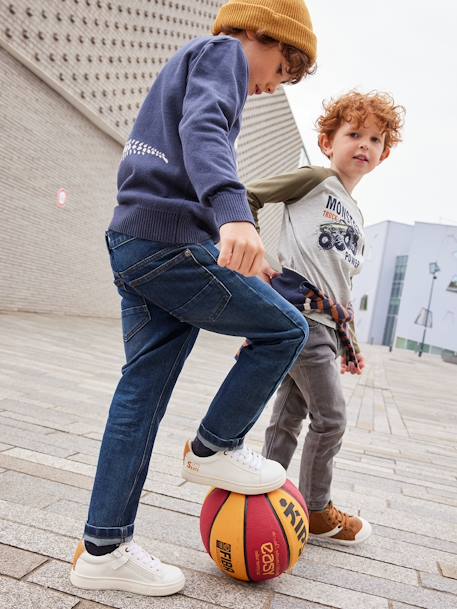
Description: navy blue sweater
xmin=110 ymin=36 xmax=255 ymax=244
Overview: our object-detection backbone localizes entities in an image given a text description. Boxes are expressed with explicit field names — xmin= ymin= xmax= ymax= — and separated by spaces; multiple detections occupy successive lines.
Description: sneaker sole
xmin=181 ymin=466 xmax=286 ymax=495
xmin=69 ymin=570 xmax=185 ymax=596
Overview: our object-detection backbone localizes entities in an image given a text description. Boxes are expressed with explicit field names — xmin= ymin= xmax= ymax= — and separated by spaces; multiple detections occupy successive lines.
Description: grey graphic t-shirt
xmin=247 ymin=166 xmax=365 ymax=329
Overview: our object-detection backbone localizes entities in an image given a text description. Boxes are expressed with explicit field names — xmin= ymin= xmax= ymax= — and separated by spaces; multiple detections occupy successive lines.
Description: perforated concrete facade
xmin=1 ymin=0 xmax=304 ymax=317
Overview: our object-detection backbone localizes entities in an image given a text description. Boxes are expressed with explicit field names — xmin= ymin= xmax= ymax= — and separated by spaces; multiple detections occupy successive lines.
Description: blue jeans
xmin=84 ymin=231 xmax=308 ymax=545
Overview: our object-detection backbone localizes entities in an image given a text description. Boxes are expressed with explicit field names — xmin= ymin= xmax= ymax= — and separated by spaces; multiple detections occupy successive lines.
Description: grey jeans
xmin=263 ymin=319 xmax=346 ymax=511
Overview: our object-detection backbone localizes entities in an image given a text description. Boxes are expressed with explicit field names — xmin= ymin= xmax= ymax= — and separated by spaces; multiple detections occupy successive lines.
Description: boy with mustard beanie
xmin=70 ymin=0 xmax=317 ymax=598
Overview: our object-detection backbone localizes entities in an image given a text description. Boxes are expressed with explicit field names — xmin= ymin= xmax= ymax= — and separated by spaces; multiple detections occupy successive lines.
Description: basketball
xmin=200 ymin=479 xmax=309 ymax=582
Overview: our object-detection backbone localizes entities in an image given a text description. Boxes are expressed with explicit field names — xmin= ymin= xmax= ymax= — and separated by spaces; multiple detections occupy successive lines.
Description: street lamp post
xmin=418 ymin=262 xmax=440 ymax=357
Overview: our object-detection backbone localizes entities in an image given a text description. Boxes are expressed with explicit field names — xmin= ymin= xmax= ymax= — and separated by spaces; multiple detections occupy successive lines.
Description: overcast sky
xmin=284 ymin=0 xmax=457 ymax=228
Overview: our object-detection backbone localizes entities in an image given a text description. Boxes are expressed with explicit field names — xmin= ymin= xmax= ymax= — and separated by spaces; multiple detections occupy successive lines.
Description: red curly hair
xmin=317 ymin=91 xmax=405 ymax=152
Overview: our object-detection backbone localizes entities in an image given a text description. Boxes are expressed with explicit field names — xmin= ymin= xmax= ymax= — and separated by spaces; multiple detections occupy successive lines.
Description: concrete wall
xmin=0 ymin=47 xmax=120 ymax=317
xmin=1 ymin=0 xmax=304 ymax=317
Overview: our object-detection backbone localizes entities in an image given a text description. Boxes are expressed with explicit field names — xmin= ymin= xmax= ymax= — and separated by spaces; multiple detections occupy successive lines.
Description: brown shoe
xmin=309 ymin=501 xmax=372 ymax=545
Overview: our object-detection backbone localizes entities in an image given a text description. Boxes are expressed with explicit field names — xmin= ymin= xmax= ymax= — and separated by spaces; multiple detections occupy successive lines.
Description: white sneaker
xmin=70 ymin=540 xmax=185 ymax=596
xmin=182 ymin=440 xmax=286 ymax=494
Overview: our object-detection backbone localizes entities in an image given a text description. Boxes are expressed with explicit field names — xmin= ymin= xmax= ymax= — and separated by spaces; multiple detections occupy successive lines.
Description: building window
xmin=406 ymin=338 xmax=420 ymax=351
xmin=382 ymin=255 xmax=408 ymax=346
xmin=360 ymin=295 xmax=368 ymax=311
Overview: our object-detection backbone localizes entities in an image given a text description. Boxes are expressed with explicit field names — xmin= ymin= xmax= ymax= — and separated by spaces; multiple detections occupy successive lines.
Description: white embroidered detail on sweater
xmin=121 ymin=139 xmax=169 ymax=164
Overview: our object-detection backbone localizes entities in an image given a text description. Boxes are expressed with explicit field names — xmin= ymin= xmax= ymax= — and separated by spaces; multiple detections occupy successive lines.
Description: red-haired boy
xmin=247 ymin=91 xmax=405 ymax=544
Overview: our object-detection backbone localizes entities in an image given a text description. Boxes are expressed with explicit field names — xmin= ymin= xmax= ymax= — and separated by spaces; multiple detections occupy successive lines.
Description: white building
xmin=352 ymin=221 xmax=457 ymax=354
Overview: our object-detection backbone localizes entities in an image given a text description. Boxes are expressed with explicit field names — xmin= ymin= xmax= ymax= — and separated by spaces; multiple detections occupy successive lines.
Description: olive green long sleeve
xmin=246 ymin=166 xmax=335 ymax=231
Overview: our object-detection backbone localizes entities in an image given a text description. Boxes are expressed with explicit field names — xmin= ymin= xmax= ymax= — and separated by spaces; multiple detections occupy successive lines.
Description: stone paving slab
xmin=5 ymin=445 xmax=95 ymax=477
xmin=133 ymin=492 xmax=202 ymax=517
xmin=335 ymin=462 xmax=457 ymax=495
xmin=372 ymin=524 xmax=457 ymax=556
xmin=298 ymin=545 xmax=418 ymax=585
xmin=352 ymin=505 xmax=457 ymax=541
xmin=0 ymin=470 xmax=90 ymax=508
xmin=0 ymin=519 xmax=76 ymax=563
xmin=0 ymin=543 xmax=48 ymax=579
xmin=388 ymin=495 xmax=457 ymax=522
xmin=0 ymin=453 xmax=94 ymax=491
xmin=1 ymin=312 xmax=457 ymax=609
xmin=311 ymin=535 xmax=441 ymax=574
xmin=391 ymin=601 xmax=425 ymax=609
xmin=0 ymin=498 xmax=84 ymax=541
xmin=0 ymin=574 xmax=79 ymax=609
xmin=0 ymin=413 xmax=59 ymax=434
xmin=440 ymin=562 xmax=457 ymax=579
xmin=420 ymin=571 xmax=457 ymax=595
xmin=339 ymin=486 xmax=457 ymax=525
xmin=271 ymin=596 xmax=337 ymax=609
xmin=0 ymin=422 xmax=77 ymax=458
xmin=77 ymin=601 xmax=118 ymax=609
xmin=290 ymin=559 xmax=456 ymax=609
xmin=273 ymin=573 xmax=388 ymax=609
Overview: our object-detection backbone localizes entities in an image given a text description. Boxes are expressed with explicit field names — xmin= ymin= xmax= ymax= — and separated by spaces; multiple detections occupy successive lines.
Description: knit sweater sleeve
xmin=178 ymin=38 xmax=254 ymax=228
xmin=246 ymin=166 xmax=334 ymax=231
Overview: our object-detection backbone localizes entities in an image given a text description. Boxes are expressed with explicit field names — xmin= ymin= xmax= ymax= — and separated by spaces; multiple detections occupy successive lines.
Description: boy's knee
xmin=290 ymin=314 xmax=309 ymax=350
xmin=311 ymin=409 xmax=346 ymax=436
xmin=329 ymin=412 xmax=347 ymax=435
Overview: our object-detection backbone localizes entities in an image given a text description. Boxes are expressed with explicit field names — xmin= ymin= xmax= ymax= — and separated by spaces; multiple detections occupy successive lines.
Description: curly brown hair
xmin=316 ymin=91 xmax=405 ymax=151
xmin=219 ymin=27 xmax=316 ymax=84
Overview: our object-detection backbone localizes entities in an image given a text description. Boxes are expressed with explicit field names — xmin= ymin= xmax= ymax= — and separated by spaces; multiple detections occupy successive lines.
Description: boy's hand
xmin=340 ymin=353 xmax=365 ymax=375
xmin=257 ymin=258 xmax=280 ymax=284
xmin=218 ymin=222 xmax=265 ymax=277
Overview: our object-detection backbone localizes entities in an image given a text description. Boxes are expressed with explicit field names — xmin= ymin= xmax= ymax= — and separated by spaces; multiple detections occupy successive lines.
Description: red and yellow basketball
xmin=200 ymin=480 xmax=309 ymax=582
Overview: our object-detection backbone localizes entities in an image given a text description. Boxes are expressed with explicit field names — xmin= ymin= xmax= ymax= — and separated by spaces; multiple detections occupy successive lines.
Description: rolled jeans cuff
xmin=197 ymin=424 xmax=244 ymax=451
xmin=84 ymin=522 xmax=134 ymax=546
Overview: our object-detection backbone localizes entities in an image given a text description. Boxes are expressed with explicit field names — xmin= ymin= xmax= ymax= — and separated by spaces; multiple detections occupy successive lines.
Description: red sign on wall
xmin=56 ymin=188 xmax=67 ymax=208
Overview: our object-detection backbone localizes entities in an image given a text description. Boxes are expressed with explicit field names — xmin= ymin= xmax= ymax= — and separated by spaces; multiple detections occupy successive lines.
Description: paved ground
xmin=1 ymin=312 xmax=457 ymax=609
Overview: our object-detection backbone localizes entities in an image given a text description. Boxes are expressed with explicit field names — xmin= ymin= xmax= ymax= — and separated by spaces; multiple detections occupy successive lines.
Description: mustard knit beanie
xmin=212 ymin=0 xmax=317 ymax=65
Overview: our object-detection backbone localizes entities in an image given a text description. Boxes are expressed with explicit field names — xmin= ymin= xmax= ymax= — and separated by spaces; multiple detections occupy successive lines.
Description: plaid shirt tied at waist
xmin=271 ymin=268 xmax=359 ymax=368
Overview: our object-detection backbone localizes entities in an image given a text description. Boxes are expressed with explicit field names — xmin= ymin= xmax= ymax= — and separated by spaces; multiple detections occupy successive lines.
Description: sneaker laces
xmin=125 ymin=541 xmax=162 ymax=572
xmin=226 ymin=445 xmax=265 ymax=471
xmin=326 ymin=502 xmax=351 ymax=530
